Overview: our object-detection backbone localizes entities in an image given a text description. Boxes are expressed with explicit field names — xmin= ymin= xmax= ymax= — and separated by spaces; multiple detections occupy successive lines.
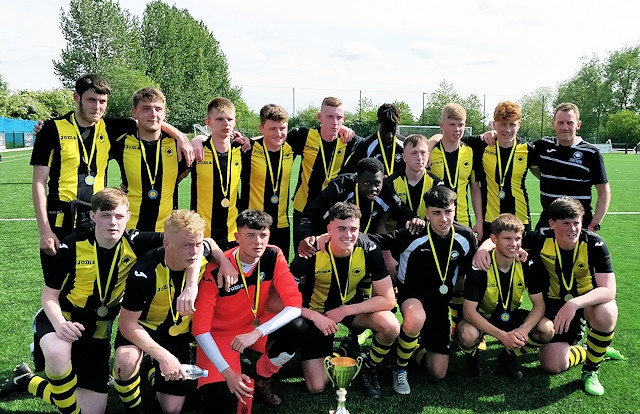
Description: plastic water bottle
xmin=161 ymin=364 xmax=208 ymax=380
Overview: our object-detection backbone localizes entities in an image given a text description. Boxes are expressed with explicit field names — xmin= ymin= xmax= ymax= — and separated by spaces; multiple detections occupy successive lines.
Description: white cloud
xmin=334 ymin=41 xmax=383 ymax=60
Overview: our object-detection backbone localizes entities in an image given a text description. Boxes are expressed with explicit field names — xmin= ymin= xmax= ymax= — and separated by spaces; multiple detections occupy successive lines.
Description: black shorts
xmin=300 ymin=314 xmax=358 ymax=361
xmin=34 ymin=309 xmax=112 ymax=393
xmin=114 ymin=329 xmax=195 ymax=396
xmin=545 ymin=299 xmax=585 ymax=345
xmin=398 ymin=294 xmax=452 ymax=355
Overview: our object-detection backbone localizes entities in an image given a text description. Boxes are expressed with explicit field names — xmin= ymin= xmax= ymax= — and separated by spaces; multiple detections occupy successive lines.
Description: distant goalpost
xmin=397 ymin=125 xmax=473 ymax=138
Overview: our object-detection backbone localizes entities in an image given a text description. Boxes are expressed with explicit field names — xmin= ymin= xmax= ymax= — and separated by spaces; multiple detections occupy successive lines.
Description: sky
xmin=2 ymin=0 xmax=640 ymax=125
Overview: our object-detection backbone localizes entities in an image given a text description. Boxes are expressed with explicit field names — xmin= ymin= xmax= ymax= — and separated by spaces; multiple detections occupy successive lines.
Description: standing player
xmin=191 ymin=98 xmax=244 ymax=250
xmin=428 ymin=103 xmax=481 ymax=235
xmin=193 ymin=210 xmax=305 ymax=412
xmin=344 ymin=103 xmax=406 ymax=176
xmin=457 ymin=214 xmax=553 ymax=378
xmin=112 ymin=87 xmax=190 ymax=231
xmin=366 ymin=186 xmax=477 ymax=394
xmin=288 ymin=97 xmax=362 ymax=247
xmin=239 ymin=104 xmax=295 ymax=258
xmin=112 ymin=210 xmax=233 ymax=413
xmin=291 ymin=203 xmax=399 ymax=399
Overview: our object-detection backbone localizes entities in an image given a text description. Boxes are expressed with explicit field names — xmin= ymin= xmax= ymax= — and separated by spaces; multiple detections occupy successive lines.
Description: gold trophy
xmin=324 ymin=355 xmax=363 ymax=414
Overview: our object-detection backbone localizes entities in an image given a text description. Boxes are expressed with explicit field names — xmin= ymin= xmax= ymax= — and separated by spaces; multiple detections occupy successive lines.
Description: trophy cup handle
xmin=324 ymin=356 xmax=336 ymax=388
xmin=353 ymin=355 xmax=363 ymax=381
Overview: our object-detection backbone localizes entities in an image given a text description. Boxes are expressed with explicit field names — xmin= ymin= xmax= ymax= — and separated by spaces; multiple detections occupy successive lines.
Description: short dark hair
xmin=91 ymin=187 xmax=128 ymax=212
xmin=75 ymin=74 xmax=111 ymax=97
xmin=423 ymin=186 xmax=457 ymax=209
xmin=490 ymin=213 xmax=525 ymax=236
xmin=236 ymin=209 xmax=273 ymax=230
xmin=355 ymin=157 xmax=384 ymax=176
xmin=548 ymin=197 xmax=585 ymax=221
xmin=328 ymin=202 xmax=361 ymax=222
xmin=377 ymin=103 xmax=401 ymax=124
xmin=260 ymin=104 xmax=288 ymax=125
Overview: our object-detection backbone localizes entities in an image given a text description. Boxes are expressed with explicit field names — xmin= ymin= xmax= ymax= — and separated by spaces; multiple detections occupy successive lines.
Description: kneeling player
xmin=193 ymin=210 xmax=305 ymax=413
xmin=456 ymin=214 xmax=553 ymax=379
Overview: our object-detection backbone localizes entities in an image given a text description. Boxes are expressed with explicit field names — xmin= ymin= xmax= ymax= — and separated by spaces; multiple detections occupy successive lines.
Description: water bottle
xmin=161 ymin=364 xmax=208 ymax=380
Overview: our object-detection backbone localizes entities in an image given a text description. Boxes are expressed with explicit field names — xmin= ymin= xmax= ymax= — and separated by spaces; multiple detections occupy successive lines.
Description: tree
xmin=555 ymin=56 xmax=608 ymax=141
xmin=345 ymin=97 xmax=377 ymax=136
xmin=420 ymin=81 xmax=484 ymax=135
xmin=53 ymin=0 xmax=144 ymax=88
xmin=102 ymin=66 xmax=157 ymax=118
xmin=393 ymin=101 xmax=415 ymax=126
xmin=0 ymin=74 xmax=9 ymax=116
xmin=288 ymin=105 xmax=320 ymax=130
xmin=34 ymin=89 xmax=75 ymax=118
xmin=461 ymin=94 xmax=484 ymax=134
xmin=519 ymin=87 xmax=555 ymax=140
xmin=5 ymin=91 xmax=50 ymax=120
xmin=604 ymin=46 xmax=640 ymax=112
xmin=141 ymin=1 xmax=243 ymax=130
xmin=602 ymin=110 xmax=640 ymax=146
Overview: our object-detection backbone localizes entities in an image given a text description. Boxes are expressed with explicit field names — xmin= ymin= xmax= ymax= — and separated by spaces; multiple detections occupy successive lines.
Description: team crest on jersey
xmin=234 ymin=161 xmax=240 ymax=167
xmin=463 ymin=160 xmax=470 ymax=169
xmin=516 ymin=281 xmax=524 ymax=288
xmin=371 ymin=210 xmax=378 ymax=218
xmin=353 ymin=267 xmax=363 ymax=276
xmin=450 ymin=251 xmax=459 ymax=260
xmin=570 ymin=151 xmax=583 ymax=164
xmin=577 ymin=262 xmax=585 ymax=269
xmin=517 ymin=156 xmax=524 ymax=163
xmin=164 ymin=148 xmax=174 ymax=157
xmin=395 ymin=154 xmax=402 ymax=162
xmin=122 ymin=256 xmax=131 ymax=264
xmin=98 ymin=135 xmax=105 ymax=142
xmin=337 ymin=149 xmax=343 ymax=155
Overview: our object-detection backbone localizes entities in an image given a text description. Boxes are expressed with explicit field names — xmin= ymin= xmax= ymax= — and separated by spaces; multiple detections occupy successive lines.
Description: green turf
xmin=0 ymin=150 xmax=639 ymax=413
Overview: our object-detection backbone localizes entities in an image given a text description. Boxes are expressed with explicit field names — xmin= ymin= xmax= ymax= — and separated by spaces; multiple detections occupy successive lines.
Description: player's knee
xmin=587 ymin=301 xmax=618 ymax=331
xmin=305 ymin=377 xmax=326 ymax=394
xmin=429 ymin=366 xmax=447 ymax=380
xmin=158 ymin=394 xmax=184 ymax=414
xmin=456 ymin=322 xmax=481 ymax=348
xmin=113 ymin=348 xmax=140 ymax=379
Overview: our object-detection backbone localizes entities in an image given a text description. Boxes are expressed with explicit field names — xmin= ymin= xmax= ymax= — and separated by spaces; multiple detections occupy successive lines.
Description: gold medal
xmin=85 ymin=175 xmax=95 ymax=186
xmin=168 ymin=325 xmax=181 ymax=336
xmin=252 ymin=318 xmax=261 ymax=328
xmin=439 ymin=284 xmax=449 ymax=295
xmin=564 ymin=293 xmax=573 ymax=302
xmin=498 ymin=190 xmax=506 ymax=199
xmin=148 ymin=189 xmax=158 ymax=199
xmin=97 ymin=306 xmax=109 ymax=317
xmin=501 ymin=312 xmax=510 ymax=322
xmin=221 ymin=198 xmax=230 ymax=208
xmin=270 ymin=195 xmax=279 ymax=204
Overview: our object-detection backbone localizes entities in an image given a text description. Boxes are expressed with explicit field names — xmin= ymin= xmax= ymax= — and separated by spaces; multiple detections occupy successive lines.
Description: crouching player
xmin=193 ymin=210 xmax=305 ymax=413
xmin=457 ymin=214 xmax=553 ymax=379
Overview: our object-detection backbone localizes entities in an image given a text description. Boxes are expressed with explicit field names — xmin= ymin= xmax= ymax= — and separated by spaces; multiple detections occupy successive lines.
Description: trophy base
xmin=329 ymin=409 xmax=350 ymax=414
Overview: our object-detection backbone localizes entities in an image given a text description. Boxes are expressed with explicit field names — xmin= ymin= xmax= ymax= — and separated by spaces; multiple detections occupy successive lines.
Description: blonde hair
xmin=91 ymin=187 xmax=129 ymax=212
xmin=554 ymin=102 xmax=580 ymax=120
xmin=404 ymin=134 xmax=429 ymax=148
xmin=207 ymin=97 xmax=235 ymax=116
xmin=132 ymin=87 xmax=165 ymax=108
xmin=164 ymin=210 xmax=205 ymax=237
xmin=441 ymin=103 xmax=466 ymax=122
xmin=321 ymin=96 xmax=342 ymax=108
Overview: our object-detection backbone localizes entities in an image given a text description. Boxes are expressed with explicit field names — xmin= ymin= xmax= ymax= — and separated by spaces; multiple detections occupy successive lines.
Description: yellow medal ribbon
xmin=554 ymin=239 xmax=579 ymax=294
xmin=166 ymin=264 xmax=188 ymax=327
xmin=93 ymin=241 xmax=122 ymax=308
xmin=235 ymin=251 xmax=261 ymax=320
xmin=212 ymin=144 xmax=232 ymax=201
xmin=491 ymin=250 xmax=516 ymax=313
xmin=318 ymin=138 xmax=340 ymax=181
xmin=71 ymin=113 xmax=97 ymax=173
xmin=328 ymin=243 xmax=352 ymax=304
xmin=440 ymin=141 xmax=461 ymax=190
xmin=354 ymin=183 xmax=373 ymax=233
xmin=263 ymin=143 xmax=284 ymax=195
xmin=427 ymin=223 xmax=455 ymax=289
xmin=138 ymin=135 xmax=162 ymax=192
xmin=376 ymin=132 xmax=397 ymax=176
xmin=402 ymin=170 xmax=429 ymax=213
xmin=496 ymin=142 xmax=517 ymax=194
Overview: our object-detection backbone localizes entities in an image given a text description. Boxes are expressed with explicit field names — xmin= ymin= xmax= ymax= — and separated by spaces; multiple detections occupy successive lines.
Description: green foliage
xmin=53 ymin=0 xmax=144 ymax=88
xmin=4 ymin=91 xmax=50 ymax=119
xmin=602 ymin=110 xmax=640 ymax=145
xmin=289 ymin=104 xmax=320 ymax=129
xmin=345 ymin=96 xmax=378 ymax=136
xmin=420 ymin=81 xmax=484 ymax=134
xmin=141 ymin=1 xmax=242 ymax=130
xmin=519 ymin=87 xmax=555 ymax=140
xmin=102 ymin=67 xmax=157 ymax=118
xmin=0 ymin=74 xmax=8 ymax=115
xmin=604 ymin=45 xmax=640 ymax=112
xmin=392 ymin=100 xmax=416 ymax=125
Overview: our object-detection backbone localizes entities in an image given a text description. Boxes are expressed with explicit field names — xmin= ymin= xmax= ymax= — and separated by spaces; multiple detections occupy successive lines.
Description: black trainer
xmin=360 ymin=364 xmax=381 ymax=399
xmin=0 ymin=362 xmax=34 ymax=398
xmin=497 ymin=350 xmax=523 ymax=380
xmin=466 ymin=351 xmax=482 ymax=378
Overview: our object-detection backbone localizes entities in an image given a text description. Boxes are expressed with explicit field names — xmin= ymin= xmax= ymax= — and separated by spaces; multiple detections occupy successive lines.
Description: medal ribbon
xmin=166 ymin=265 xmax=188 ymax=326
xmin=402 ymin=170 xmax=429 ymax=213
xmin=212 ymin=145 xmax=232 ymax=200
xmin=354 ymin=184 xmax=373 ymax=233
xmin=376 ymin=132 xmax=397 ymax=176
xmin=235 ymin=251 xmax=261 ymax=319
xmin=554 ymin=239 xmax=579 ymax=294
xmin=328 ymin=243 xmax=352 ymax=304
xmin=427 ymin=223 xmax=455 ymax=288
xmin=319 ymin=138 xmax=340 ymax=181
xmin=496 ymin=142 xmax=517 ymax=193
xmin=491 ymin=250 xmax=515 ymax=313
xmin=71 ymin=114 xmax=97 ymax=173
xmin=264 ymin=143 xmax=284 ymax=195
xmin=93 ymin=241 xmax=121 ymax=307
xmin=439 ymin=142 xmax=461 ymax=190
xmin=138 ymin=136 xmax=162 ymax=191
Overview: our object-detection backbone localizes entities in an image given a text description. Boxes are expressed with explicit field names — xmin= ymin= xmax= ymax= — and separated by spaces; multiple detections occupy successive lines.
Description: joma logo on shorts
xmin=77 ymin=260 xmax=95 ymax=265
xmin=60 ymin=135 xmax=76 ymax=140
